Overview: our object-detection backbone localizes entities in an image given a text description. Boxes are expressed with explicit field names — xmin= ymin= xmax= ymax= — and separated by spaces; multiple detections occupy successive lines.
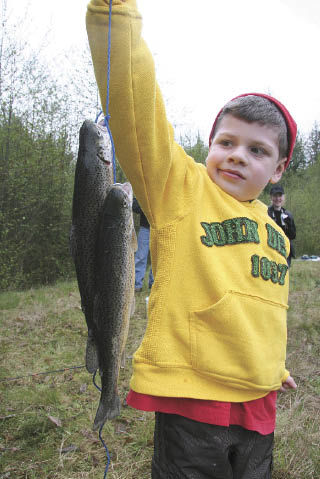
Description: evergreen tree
xmin=285 ymin=130 xmax=307 ymax=176
xmin=306 ymin=122 xmax=320 ymax=165
xmin=0 ymin=3 xmax=78 ymax=289
xmin=179 ymin=132 xmax=209 ymax=165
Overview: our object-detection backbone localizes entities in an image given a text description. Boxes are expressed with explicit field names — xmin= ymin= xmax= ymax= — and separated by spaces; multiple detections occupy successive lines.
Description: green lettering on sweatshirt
xmin=200 ymin=218 xmax=260 ymax=247
xmin=278 ymin=263 xmax=289 ymax=285
xmin=266 ymin=223 xmax=287 ymax=258
xmin=200 ymin=222 xmax=226 ymax=246
xmin=270 ymin=261 xmax=279 ymax=284
xmin=200 ymin=222 xmax=215 ymax=247
xmin=260 ymin=257 xmax=271 ymax=281
xmin=251 ymin=255 xmax=260 ymax=278
xmin=245 ymin=219 xmax=260 ymax=243
xmin=250 ymin=254 xmax=288 ymax=285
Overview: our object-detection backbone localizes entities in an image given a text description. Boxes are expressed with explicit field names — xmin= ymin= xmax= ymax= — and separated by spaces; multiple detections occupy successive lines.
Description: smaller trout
xmin=93 ymin=182 xmax=136 ymax=430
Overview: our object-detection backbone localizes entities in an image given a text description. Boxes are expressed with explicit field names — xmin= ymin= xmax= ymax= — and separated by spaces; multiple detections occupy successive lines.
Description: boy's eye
xmin=220 ymin=139 xmax=232 ymax=147
xmin=250 ymin=146 xmax=266 ymax=156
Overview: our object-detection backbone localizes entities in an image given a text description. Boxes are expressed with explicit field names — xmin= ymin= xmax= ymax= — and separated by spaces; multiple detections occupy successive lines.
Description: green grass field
xmin=1 ymin=262 xmax=319 ymax=478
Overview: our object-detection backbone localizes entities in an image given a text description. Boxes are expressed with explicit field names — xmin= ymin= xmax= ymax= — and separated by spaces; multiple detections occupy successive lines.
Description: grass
xmin=0 ymin=262 xmax=319 ymax=478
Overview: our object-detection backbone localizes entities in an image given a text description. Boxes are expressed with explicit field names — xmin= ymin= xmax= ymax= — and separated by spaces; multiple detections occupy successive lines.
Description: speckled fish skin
xmin=93 ymin=182 xmax=136 ymax=431
xmin=70 ymin=120 xmax=113 ymax=374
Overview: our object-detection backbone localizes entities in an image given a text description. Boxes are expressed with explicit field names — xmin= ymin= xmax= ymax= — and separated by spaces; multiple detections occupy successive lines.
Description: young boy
xmin=86 ymin=1 xmax=297 ymax=477
xmin=268 ymin=185 xmax=296 ymax=267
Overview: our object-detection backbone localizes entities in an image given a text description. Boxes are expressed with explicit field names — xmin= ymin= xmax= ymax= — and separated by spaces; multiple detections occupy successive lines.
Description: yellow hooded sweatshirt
xmin=86 ymin=0 xmax=290 ymax=402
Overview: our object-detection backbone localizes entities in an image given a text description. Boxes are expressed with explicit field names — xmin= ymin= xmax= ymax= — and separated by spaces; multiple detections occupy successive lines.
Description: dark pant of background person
xmin=135 ymin=225 xmax=154 ymax=290
xmin=152 ymin=412 xmax=274 ymax=479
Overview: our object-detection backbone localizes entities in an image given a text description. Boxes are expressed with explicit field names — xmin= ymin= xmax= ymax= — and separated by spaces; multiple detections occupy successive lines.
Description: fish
xmin=93 ymin=182 xmax=136 ymax=430
xmin=70 ymin=120 xmax=113 ymax=374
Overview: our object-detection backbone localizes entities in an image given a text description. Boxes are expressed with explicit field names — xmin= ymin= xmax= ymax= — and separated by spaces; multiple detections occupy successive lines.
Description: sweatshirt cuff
xmin=281 ymin=369 xmax=290 ymax=383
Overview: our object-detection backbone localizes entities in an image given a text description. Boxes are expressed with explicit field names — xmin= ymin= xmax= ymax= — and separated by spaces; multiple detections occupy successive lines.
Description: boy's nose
xmin=227 ymin=147 xmax=248 ymax=165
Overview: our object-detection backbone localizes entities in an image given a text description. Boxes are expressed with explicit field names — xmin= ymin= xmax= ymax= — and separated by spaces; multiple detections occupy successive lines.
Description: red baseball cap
xmin=208 ymin=93 xmax=297 ymax=170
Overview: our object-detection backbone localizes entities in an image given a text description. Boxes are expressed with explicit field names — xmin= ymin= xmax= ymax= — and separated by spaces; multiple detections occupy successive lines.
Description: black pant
xmin=152 ymin=413 xmax=274 ymax=479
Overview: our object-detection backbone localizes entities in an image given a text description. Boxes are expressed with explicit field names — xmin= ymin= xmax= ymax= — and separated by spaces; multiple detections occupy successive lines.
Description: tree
xmin=0 ymin=112 xmax=75 ymax=290
xmin=306 ymin=122 xmax=320 ymax=165
xmin=0 ymin=3 xmax=81 ymax=289
xmin=179 ymin=132 xmax=209 ymax=165
xmin=285 ymin=130 xmax=307 ymax=176
xmin=284 ymin=159 xmax=320 ymax=256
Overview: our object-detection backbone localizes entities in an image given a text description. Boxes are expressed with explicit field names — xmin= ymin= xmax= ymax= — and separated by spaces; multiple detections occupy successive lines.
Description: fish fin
xmin=132 ymin=228 xmax=138 ymax=252
xmin=93 ymin=394 xmax=121 ymax=431
xmin=130 ymin=295 xmax=135 ymax=317
xmin=120 ymin=349 xmax=126 ymax=368
xmin=85 ymin=335 xmax=99 ymax=374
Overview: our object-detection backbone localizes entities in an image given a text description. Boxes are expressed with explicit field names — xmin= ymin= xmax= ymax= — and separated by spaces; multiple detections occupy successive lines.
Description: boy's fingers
xmin=287 ymin=376 xmax=297 ymax=389
xmin=290 ymin=379 xmax=297 ymax=389
xmin=279 ymin=384 xmax=289 ymax=392
xmin=279 ymin=376 xmax=297 ymax=392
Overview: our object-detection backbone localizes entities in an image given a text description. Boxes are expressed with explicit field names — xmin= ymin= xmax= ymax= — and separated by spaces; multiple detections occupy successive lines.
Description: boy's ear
xmin=270 ymin=158 xmax=286 ymax=184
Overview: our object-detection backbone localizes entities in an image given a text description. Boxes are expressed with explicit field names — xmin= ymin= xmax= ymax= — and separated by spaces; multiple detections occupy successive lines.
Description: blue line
xmin=105 ymin=0 xmax=112 ymax=123
xmin=92 ymin=371 xmax=111 ymax=477
xmin=99 ymin=424 xmax=111 ymax=478
xmin=95 ymin=110 xmax=103 ymax=124
xmin=92 ymin=369 xmax=102 ymax=392
xmin=103 ymin=0 xmax=117 ymax=184
xmin=104 ymin=121 xmax=117 ymax=184
xmin=92 ymin=3 xmax=116 ymax=477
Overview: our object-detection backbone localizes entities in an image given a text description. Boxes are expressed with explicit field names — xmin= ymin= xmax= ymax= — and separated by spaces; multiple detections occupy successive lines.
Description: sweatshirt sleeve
xmin=86 ymin=0 xmax=196 ymax=228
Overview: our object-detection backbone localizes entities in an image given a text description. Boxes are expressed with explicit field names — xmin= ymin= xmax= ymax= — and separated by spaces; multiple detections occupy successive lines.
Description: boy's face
xmin=206 ymin=115 xmax=286 ymax=201
xmin=271 ymin=193 xmax=285 ymax=210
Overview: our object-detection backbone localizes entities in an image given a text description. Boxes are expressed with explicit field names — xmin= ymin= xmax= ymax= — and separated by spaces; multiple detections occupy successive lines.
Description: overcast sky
xmin=7 ymin=0 xmax=320 ymax=139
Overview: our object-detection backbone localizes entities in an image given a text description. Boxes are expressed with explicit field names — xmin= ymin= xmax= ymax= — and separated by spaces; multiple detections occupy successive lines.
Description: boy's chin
xmin=207 ymin=171 xmax=262 ymax=202
xmin=216 ymin=183 xmax=259 ymax=202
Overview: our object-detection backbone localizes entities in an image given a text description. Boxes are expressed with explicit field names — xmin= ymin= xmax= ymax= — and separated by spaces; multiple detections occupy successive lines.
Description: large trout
xmin=93 ymin=182 xmax=136 ymax=430
xmin=70 ymin=120 xmax=113 ymax=374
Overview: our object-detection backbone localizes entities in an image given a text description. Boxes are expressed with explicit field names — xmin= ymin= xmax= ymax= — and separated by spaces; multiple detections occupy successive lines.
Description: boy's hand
xmin=279 ymin=375 xmax=297 ymax=392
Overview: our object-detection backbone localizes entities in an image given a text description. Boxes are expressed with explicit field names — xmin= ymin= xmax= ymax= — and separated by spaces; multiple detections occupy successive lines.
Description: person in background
xmin=133 ymin=197 xmax=154 ymax=292
xmin=268 ymin=185 xmax=296 ymax=267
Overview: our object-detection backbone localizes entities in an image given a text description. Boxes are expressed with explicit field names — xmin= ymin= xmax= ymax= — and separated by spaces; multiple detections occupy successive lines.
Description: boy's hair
xmin=209 ymin=93 xmax=297 ymax=169
xmin=212 ymin=95 xmax=288 ymax=160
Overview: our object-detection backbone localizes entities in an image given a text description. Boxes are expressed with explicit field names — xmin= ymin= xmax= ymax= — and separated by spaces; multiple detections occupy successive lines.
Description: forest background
xmin=1 ymin=4 xmax=319 ymax=292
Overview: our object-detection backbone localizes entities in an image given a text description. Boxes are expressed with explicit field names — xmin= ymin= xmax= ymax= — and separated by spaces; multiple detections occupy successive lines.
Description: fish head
xmin=82 ymin=120 xmax=112 ymax=167
xmin=105 ymin=183 xmax=133 ymax=220
xmin=117 ymin=182 xmax=133 ymax=204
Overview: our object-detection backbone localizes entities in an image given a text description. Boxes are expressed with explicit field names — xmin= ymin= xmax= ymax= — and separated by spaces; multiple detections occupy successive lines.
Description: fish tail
xmin=93 ymin=394 xmax=121 ymax=431
xmin=85 ymin=334 xmax=99 ymax=374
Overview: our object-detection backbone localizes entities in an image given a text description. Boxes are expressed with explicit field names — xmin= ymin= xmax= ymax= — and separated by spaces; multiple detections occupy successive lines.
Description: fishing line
xmin=94 ymin=0 xmax=117 ymax=185
xmin=92 ymin=370 xmax=110 ymax=478
xmin=2 ymin=366 xmax=110 ymax=476
xmin=0 ymin=365 xmax=86 ymax=383
xmin=100 ymin=424 xmax=111 ymax=478
xmin=93 ymin=2 xmax=117 ymax=476
xmin=95 ymin=110 xmax=104 ymax=124
xmin=92 ymin=368 xmax=102 ymax=392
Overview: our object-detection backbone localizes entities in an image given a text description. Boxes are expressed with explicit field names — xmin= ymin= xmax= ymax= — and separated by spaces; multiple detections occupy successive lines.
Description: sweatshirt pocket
xmin=189 ymin=290 xmax=288 ymax=391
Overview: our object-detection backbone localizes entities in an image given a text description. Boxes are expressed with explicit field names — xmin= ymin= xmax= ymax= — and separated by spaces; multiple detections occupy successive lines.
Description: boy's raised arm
xmin=86 ymin=0 xmax=195 ymax=227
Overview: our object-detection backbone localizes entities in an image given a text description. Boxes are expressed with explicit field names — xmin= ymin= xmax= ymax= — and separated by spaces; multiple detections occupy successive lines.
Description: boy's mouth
xmin=220 ymin=169 xmax=245 ymax=180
